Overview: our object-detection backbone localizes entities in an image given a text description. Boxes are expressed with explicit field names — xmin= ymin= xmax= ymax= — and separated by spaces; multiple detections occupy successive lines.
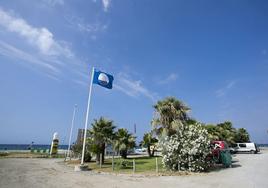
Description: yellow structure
xmin=50 ymin=132 xmax=59 ymax=155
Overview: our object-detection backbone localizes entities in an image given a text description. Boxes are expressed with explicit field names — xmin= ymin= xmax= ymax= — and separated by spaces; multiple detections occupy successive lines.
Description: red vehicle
xmin=211 ymin=141 xmax=229 ymax=163
xmin=212 ymin=141 xmax=229 ymax=150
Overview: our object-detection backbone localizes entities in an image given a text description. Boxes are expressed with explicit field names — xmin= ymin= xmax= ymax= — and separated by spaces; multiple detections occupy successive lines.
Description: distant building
xmin=76 ymin=129 xmax=90 ymax=145
xmin=75 ymin=129 xmax=114 ymax=155
xmin=76 ymin=129 xmax=84 ymax=145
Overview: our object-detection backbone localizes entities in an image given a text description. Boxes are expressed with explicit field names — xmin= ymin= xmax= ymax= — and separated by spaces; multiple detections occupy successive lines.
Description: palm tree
xmin=204 ymin=122 xmax=251 ymax=146
xmin=141 ymin=132 xmax=158 ymax=157
xmin=152 ymin=97 xmax=190 ymax=136
xmin=217 ymin=121 xmax=236 ymax=144
xmin=234 ymin=128 xmax=250 ymax=143
xmin=89 ymin=117 xmax=116 ymax=164
xmin=204 ymin=124 xmax=221 ymax=141
xmin=113 ymin=128 xmax=135 ymax=159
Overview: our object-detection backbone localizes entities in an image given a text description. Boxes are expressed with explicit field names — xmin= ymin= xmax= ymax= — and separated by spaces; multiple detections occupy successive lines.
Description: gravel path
xmin=0 ymin=150 xmax=268 ymax=188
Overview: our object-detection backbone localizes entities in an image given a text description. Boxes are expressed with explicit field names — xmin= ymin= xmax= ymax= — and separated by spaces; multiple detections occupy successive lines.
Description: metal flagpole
xmin=81 ymin=67 xmax=95 ymax=165
xmin=67 ymin=104 xmax=77 ymax=159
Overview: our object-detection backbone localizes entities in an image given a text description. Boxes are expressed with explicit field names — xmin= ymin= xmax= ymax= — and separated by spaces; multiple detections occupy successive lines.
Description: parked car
xmin=209 ymin=141 xmax=232 ymax=167
xmin=134 ymin=147 xmax=146 ymax=154
xmin=211 ymin=141 xmax=227 ymax=159
xmin=233 ymin=143 xmax=260 ymax=154
xmin=229 ymin=147 xmax=236 ymax=154
xmin=211 ymin=141 xmax=236 ymax=154
xmin=212 ymin=140 xmax=235 ymax=153
xmin=212 ymin=141 xmax=229 ymax=150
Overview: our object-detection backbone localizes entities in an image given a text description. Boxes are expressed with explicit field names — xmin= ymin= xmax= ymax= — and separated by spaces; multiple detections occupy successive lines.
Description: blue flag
xmin=93 ymin=69 xmax=114 ymax=89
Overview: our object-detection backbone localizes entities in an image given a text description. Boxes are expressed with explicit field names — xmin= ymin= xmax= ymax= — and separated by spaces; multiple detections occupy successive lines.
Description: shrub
xmin=71 ymin=142 xmax=92 ymax=162
xmin=160 ymin=122 xmax=211 ymax=172
xmin=0 ymin=152 xmax=9 ymax=157
xmin=84 ymin=150 xmax=92 ymax=162
xmin=118 ymin=159 xmax=132 ymax=169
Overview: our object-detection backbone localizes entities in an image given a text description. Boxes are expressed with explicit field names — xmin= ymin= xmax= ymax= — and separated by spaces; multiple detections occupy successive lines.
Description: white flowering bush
xmin=160 ymin=121 xmax=211 ymax=172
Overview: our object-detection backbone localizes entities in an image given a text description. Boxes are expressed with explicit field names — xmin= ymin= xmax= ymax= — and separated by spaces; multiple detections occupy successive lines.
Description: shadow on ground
xmin=208 ymin=161 xmax=241 ymax=173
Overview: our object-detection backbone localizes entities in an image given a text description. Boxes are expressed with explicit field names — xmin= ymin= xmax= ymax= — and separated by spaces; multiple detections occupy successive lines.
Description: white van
xmin=233 ymin=143 xmax=260 ymax=154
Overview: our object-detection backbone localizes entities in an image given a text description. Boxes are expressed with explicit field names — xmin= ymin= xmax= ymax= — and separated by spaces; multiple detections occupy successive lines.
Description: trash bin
xmin=220 ymin=149 xmax=232 ymax=167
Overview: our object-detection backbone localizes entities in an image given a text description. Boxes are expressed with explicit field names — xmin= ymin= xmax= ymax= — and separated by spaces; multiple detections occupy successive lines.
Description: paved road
xmin=0 ymin=150 xmax=268 ymax=188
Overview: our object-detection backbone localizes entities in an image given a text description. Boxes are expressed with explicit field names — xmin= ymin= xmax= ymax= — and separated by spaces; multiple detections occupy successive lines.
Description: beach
xmin=0 ymin=149 xmax=268 ymax=188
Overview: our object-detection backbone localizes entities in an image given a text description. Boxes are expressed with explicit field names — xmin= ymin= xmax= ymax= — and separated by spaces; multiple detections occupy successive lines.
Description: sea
xmin=258 ymin=144 xmax=268 ymax=147
xmin=0 ymin=144 xmax=68 ymax=151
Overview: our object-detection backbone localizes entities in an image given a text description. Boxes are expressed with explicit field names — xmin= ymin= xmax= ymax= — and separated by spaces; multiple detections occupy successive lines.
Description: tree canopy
xmin=141 ymin=132 xmax=158 ymax=157
xmin=88 ymin=117 xmax=116 ymax=164
xmin=152 ymin=97 xmax=190 ymax=136
xmin=204 ymin=121 xmax=250 ymax=145
xmin=113 ymin=128 xmax=136 ymax=159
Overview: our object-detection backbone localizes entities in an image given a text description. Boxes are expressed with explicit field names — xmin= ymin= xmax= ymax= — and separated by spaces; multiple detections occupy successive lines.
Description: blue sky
xmin=0 ymin=0 xmax=268 ymax=144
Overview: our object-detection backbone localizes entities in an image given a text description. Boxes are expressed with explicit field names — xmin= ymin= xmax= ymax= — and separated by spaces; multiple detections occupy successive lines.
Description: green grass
xmin=84 ymin=156 xmax=165 ymax=174
xmin=67 ymin=156 xmax=192 ymax=175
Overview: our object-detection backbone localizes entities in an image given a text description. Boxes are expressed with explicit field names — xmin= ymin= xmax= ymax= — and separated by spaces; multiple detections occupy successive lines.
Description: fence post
xmin=100 ymin=153 xmax=102 ymax=168
xmin=112 ymin=154 xmax=114 ymax=171
xmin=64 ymin=151 xmax=67 ymax=162
xmin=133 ymin=159 xmax=136 ymax=174
xmin=156 ymin=157 xmax=158 ymax=173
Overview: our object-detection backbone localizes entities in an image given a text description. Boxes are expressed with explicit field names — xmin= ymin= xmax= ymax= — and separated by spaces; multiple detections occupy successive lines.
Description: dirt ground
xmin=0 ymin=149 xmax=268 ymax=188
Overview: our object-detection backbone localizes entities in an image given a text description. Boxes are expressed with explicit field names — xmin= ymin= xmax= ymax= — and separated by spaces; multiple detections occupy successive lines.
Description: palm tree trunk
xmin=147 ymin=145 xmax=152 ymax=157
xmin=121 ymin=150 xmax=127 ymax=159
xmin=101 ymin=143 xmax=105 ymax=164
xmin=96 ymin=153 xmax=100 ymax=164
xmin=151 ymin=148 xmax=155 ymax=157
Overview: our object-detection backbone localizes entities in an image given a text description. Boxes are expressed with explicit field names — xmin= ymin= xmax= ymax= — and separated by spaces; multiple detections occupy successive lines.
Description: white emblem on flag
xmin=98 ymin=73 xmax=109 ymax=85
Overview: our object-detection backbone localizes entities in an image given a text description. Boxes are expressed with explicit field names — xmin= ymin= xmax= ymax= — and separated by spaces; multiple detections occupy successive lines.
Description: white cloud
xmin=0 ymin=40 xmax=59 ymax=74
xmin=0 ymin=7 xmax=89 ymax=82
xmin=64 ymin=14 xmax=108 ymax=37
xmin=114 ymin=73 xmax=159 ymax=102
xmin=0 ymin=8 xmax=72 ymax=57
xmin=158 ymin=73 xmax=178 ymax=84
xmin=216 ymin=80 xmax=236 ymax=97
xmin=102 ymin=0 xmax=111 ymax=12
xmin=226 ymin=81 xmax=235 ymax=89
xmin=42 ymin=0 xmax=64 ymax=6
xmin=73 ymin=79 xmax=89 ymax=88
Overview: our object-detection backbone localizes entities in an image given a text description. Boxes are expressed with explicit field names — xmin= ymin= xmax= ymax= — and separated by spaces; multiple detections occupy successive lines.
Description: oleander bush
xmin=160 ymin=121 xmax=211 ymax=172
